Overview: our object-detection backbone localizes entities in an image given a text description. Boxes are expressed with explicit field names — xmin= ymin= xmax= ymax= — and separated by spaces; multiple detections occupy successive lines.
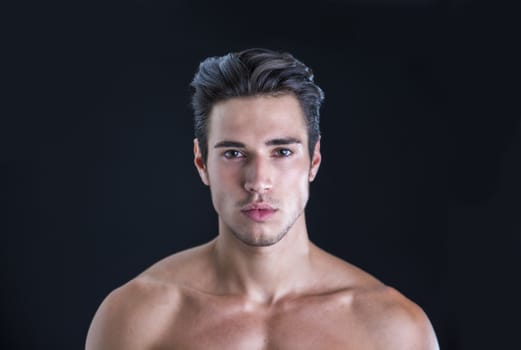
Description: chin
xmin=231 ymin=227 xmax=289 ymax=248
xmin=237 ymin=236 xmax=282 ymax=247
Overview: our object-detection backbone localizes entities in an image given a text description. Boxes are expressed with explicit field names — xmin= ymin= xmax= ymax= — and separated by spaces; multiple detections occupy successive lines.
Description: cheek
xmin=276 ymin=163 xmax=311 ymax=197
xmin=277 ymin=159 xmax=310 ymax=182
xmin=208 ymin=163 xmax=242 ymax=191
xmin=208 ymin=169 xmax=237 ymax=213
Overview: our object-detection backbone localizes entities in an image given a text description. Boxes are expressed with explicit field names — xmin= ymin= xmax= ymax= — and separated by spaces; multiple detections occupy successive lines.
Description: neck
xmin=212 ymin=215 xmax=313 ymax=304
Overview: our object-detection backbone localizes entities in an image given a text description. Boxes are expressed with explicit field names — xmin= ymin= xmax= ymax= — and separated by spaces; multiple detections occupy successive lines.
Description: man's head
xmin=190 ymin=48 xmax=325 ymax=163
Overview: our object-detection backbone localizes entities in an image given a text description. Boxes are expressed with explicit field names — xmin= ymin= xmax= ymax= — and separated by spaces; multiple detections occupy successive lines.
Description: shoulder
xmin=310 ymin=247 xmax=438 ymax=349
xmin=85 ymin=276 xmax=182 ymax=350
xmin=352 ymin=285 xmax=439 ymax=350
xmin=86 ymin=243 xmax=214 ymax=350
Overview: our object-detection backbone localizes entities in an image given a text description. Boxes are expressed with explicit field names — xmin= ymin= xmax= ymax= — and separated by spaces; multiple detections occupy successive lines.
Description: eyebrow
xmin=214 ymin=137 xmax=302 ymax=148
xmin=266 ymin=137 xmax=302 ymax=146
xmin=214 ymin=141 xmax=246 ymax=148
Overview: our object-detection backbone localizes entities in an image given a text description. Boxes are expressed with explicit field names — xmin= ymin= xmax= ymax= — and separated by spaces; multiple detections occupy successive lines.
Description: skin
xmin=86 ymin=94 xmax=440 ymax=349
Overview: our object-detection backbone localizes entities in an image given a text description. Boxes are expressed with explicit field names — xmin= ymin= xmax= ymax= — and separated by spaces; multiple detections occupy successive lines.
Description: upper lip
xmin=241 ymin=203 xmax=276 ymax=211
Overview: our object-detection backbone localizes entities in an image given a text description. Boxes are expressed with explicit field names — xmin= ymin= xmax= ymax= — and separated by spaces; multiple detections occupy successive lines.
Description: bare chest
xmin=153 ymin=294 xmax=371 ymax=350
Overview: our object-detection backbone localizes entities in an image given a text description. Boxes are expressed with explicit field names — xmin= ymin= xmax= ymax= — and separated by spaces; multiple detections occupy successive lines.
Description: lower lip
xmin=242 ymin=209 xmax=277 ymax=222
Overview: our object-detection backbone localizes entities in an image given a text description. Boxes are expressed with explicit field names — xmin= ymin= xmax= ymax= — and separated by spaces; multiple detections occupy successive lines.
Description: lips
xmin=241 ymin=203 xmax=277 ymax=222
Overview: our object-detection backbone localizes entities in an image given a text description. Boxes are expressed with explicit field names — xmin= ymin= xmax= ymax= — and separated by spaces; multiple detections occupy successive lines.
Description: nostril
xmin=244 ymin=181 xmax=272 ymax=194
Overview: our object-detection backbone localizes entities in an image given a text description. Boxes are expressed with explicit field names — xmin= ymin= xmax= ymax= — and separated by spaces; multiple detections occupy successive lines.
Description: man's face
xmin=194 ymin=94 xmax=321 ymax=247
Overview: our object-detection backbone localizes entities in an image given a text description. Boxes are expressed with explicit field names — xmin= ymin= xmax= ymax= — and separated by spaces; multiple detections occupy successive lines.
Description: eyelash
xmin=223 ymin=150 xmax=245 ymax=159
xmin=275 ymin=148 xmax=293 ymax=157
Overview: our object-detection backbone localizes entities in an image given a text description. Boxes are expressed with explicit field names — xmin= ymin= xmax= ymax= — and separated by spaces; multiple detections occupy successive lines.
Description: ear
xmin=193 ymin=138 xmax=209 ymax=186
xmin=309 ymin=139 xmax=321 ymax=182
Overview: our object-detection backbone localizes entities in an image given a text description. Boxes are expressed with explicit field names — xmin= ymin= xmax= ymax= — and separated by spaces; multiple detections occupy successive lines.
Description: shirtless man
xmin=86 ymin=48 xmax=439 ymax=349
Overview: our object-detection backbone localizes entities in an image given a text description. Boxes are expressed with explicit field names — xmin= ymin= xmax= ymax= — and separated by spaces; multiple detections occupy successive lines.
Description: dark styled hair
xmin=190 ymin=48 xmax=325 ymax=162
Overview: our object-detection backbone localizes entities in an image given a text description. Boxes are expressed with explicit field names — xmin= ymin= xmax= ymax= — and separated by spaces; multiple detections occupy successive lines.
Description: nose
xmin=244 ymin=155 xmax=273 ymax=194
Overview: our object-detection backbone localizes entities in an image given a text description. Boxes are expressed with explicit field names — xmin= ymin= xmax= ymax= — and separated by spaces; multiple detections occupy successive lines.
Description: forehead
xmin=208 ymin=94 xmax=308 ymax=145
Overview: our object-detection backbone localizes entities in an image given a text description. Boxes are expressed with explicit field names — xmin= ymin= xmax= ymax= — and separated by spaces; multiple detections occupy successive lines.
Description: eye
xmin=223 ymin=150 xmax=245 ymax=159
xmin=274 ymin=148 xmax=293 ymax=157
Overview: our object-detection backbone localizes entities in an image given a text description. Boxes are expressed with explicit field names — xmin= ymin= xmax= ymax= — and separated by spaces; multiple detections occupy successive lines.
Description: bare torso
xmin=152 ymin=289 xmax=367 ymax=349
xmin=86 ymin=240 xmax=439 ymax=350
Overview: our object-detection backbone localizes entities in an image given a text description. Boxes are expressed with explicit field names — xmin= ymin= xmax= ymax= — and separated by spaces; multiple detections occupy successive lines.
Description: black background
xmin=2 ymin=0 xmax=520 ymax=349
